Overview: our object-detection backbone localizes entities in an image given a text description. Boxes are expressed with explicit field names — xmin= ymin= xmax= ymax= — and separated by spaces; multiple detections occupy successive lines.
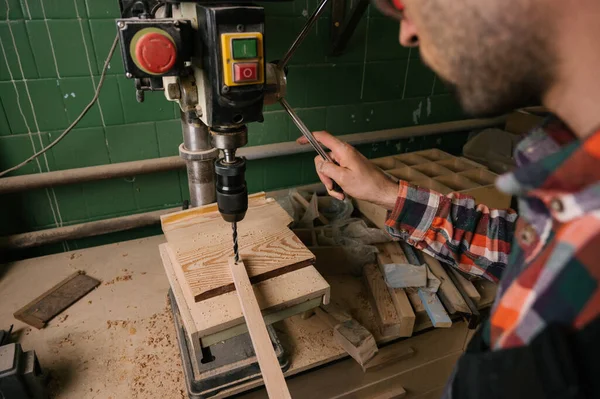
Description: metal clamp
xmin=179 ymin=144 xmax=219 ymax=162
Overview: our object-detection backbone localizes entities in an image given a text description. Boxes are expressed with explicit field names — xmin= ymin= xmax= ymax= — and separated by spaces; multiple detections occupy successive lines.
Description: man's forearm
xmin=385 ymin=181 xmax=517 ymax=282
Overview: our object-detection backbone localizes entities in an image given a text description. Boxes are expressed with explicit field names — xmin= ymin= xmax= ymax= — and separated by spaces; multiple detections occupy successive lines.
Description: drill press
xmin=116 ymin=0 xmax=331 ymax=395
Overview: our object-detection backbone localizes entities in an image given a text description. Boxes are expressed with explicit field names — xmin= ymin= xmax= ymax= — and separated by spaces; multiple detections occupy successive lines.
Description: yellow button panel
xmin=220 ymin=32 xmax=264 ymax=87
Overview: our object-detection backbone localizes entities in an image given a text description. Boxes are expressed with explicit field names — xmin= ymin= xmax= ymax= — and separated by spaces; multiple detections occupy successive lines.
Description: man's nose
xmin=399 ymin=18 xmax=419 ymax=47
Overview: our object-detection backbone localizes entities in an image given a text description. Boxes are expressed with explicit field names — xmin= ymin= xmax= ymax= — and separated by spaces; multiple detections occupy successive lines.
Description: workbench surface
xmin=0 ymin=235 xmax=472 ymax=398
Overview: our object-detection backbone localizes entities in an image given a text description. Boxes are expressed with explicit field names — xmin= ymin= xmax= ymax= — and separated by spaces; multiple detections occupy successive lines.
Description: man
xmin=298 ymin=1 xmax=600 ymax=397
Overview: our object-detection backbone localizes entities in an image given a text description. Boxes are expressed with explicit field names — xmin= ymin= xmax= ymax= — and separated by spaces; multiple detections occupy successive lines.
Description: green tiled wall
xmin=0 ymin=0 xmax=467 ymax=258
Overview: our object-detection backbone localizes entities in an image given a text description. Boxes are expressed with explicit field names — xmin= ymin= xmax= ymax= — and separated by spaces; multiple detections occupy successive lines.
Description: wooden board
xmin=363 ymin=263 xmax=403 ymax=337
xmin=159 ymin=243 xmax=330 ymax=344
xmin=422 ymin=253 xmax=470 ymax=314
xmin=417 ymin=290 xmax=452 ymax=328
xmin=161 ymin=194 xmax=316 ymax=302
xmin=376 ymin=244 xmax=416 ymax=337
xmin=228 ymin=258 xmax=292 ymax=399
xmin=448 ymin=268 xmax=481 ymax=304
xmin=315 ymin=307 xmax=378 ymax=367
xmin=13 ymin=271 xmax=100 ymax=329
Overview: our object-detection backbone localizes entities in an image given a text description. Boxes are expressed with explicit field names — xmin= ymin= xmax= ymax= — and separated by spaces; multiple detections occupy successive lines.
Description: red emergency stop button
xmin=233 ymin=62 xmax=258 ymax=83
xmin=134 ymin=31 xmax=176 ymax=74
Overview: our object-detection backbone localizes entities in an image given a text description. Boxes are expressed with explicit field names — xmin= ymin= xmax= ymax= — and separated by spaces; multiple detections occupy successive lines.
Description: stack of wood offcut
xmin=353 ymin=149 xmax=503 ymax=346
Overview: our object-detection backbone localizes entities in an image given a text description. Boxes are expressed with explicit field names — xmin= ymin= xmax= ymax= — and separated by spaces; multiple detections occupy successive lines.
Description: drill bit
xmin=232 ymin=222 xmax=240 ymax=263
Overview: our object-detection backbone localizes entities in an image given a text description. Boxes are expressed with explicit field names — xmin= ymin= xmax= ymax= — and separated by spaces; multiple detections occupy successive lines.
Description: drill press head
xmin=211 ymin=125 xmax=249 ymax=223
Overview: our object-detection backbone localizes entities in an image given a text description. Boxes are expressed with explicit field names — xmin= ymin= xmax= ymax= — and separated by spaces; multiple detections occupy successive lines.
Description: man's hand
xmin=297 ymin=131 xmax=399 ymax=210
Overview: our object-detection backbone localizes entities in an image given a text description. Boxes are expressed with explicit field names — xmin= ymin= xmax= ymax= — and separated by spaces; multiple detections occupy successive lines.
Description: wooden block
xmin=321 ymin=302 xmax=352 ymax=324
xmin=13 ymin=271 xmax=100 ymax=329
xmin=159 ymin=244 xmax=330 ymax=344
xmin=473 ymin=278 xmax=498 ymax=308
xmin=291 ymin=191 xmax=329 ymax=225
xmin=448 ymin=268 xmax=481 ymax=304
xmin=334 ymin=320 xmax=378 ymax=366
xmin=363 ymin=263 xmax=402 ymax=337
xmin=380 ymin=263 xmax=427 ymax=289
xmin=315 ymin=307 xmax=378 ymax=366
xmin=161 ymin=194 xmax=315 ymax=302
xmin=417 ymin=289 xmax=452 ymax=328
xmin=362 ymin=344 xmax=415 ymax=372
xmin=229 ymin=258 xmax=292 ymax=399
xmin=380 ymin=240 xmax=427 ymax=289
xmin=405 ymin=288 xmax=425 ymax=314
xmin=422 ymin=253 xmax=470 ymax=314
xmin=376 ymin=245 xmax=416 ymax=337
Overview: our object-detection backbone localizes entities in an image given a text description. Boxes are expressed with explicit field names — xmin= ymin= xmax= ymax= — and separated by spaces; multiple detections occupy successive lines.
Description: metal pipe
xmin=0 ymin=182 xmax=327 ymax=250
xmin=278 ymin=0 xmax=330 ymax=70
xmin=179 ymin=111 xmax=216 ymax=207
xmin=0 ymin=207 xmax=179 ymax=250
xmin=0 ymin=117 xmax=506 ymax=195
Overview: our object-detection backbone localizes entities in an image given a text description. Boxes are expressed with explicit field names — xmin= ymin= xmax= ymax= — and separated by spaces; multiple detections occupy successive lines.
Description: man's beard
xmin=415 ymin=0 xmax=555 ymax=118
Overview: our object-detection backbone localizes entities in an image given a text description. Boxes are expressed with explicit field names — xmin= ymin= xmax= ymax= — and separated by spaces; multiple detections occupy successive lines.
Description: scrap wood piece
xmin=161 ymin=193 xmax=316 ymax=302
xmin=448 ymin=268 xmax=481 ymax=304
xmin=380 ymin=242 xmax=427 ymax=288
xmin=160 ymin=243 xmax=330 ymax=341
xmin=422 ymin=253 xmax=470 ymax=314
xmin=363 ymin=263 xmax=403 ymax=337
xmin=315 ymin=307 xmax=378 ymax=367
xmin=229 ymin=258 xmax=292 ymax=399
xmin=14 ymin=271 xmax=100 ymax=329
xmin=291 ymin=190 xmax=329 ymax=226
xmin=417 ymin=289 xmax=452 ymax=328
xmin=376 ymin=244 xmax=416 ymax=337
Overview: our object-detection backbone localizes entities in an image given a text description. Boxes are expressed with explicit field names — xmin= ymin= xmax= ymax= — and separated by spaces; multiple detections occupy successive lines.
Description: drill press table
xmin=0 ymin=232 xmax=488 ymax=398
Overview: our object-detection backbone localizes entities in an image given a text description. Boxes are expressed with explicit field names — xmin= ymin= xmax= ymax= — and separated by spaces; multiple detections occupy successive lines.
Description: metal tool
xmin=280 ymin=98 xmax=343 ymax=194
xmin=276 ymin=0 xmax=343 ymax=195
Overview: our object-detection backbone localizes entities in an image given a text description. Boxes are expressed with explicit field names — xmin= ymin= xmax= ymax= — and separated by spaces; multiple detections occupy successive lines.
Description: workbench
xmin=0 ymin=234 xmax=482 ymax=399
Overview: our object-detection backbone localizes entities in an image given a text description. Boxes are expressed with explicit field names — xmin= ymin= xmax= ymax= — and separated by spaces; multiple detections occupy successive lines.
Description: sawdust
xmin=47 ymin=298 xmax=185 ymax=398
xmin=103 ymin=273 xmax=134 ymax=286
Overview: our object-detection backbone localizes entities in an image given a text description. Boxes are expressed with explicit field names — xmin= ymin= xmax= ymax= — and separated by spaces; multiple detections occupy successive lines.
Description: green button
xmin=232 ymin=38 xmax=258 ymax=59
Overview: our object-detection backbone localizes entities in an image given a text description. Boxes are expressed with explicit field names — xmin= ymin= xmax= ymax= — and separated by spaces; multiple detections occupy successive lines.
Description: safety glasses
xmin=371 ymin=0 xmax=405 ymax=20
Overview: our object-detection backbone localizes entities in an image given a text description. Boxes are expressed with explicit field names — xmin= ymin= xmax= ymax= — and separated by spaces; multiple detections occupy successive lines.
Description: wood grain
xmin=315 ymin=307 xmax=378 ymax=366
xmin=422 ymin=253 xmax=470 ymax=314
xmin=160 ymin=243 xmax=330 ymax=344
xmin=229 ymin=258 xmax=292 ymax=399
xmin=161 ymin=195 xmax=315 ymax=302
xmin=448 ymin=268 xmax=481 ymax=304
xmin=363 ymin=263 xmax=402 ymax=337
xmin=376 ymin=244 xmax=416 ymax=337
xmin=417 ymin=289 xmax=452 ymax=328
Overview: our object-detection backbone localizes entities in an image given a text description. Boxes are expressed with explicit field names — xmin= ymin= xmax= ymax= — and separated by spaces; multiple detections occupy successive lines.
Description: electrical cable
xmin=0 ymin=34 xmax=120 ymax=178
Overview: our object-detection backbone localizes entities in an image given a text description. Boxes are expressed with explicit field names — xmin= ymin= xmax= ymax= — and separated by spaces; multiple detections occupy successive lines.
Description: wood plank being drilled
xmin=160 ymin=243 xmax=329 ymax=349
xmin=161 ymin=193 xmax=315 ymax=302
xmin=229 ymin=258 xmax=292 ymax=399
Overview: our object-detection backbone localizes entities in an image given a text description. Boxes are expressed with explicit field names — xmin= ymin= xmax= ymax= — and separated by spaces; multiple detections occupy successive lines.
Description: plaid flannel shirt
xmin=386 ymin=119 xmax=600 ymax=354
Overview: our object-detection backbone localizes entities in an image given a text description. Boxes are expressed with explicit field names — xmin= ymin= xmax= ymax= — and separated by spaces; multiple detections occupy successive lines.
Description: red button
xmin=135 ymin=32 xmax=176 ymax=74
xmin=233 ymin=62 xmax=258 ymax=83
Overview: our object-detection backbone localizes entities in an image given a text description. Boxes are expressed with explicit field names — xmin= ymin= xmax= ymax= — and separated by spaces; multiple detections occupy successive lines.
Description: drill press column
xmin=179 ymin=112 xmax=218 ymax=207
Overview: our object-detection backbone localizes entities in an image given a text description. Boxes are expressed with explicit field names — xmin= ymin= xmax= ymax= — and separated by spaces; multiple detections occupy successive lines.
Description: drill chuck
xmin=215 ymin=157 xmax=248 ymax=223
